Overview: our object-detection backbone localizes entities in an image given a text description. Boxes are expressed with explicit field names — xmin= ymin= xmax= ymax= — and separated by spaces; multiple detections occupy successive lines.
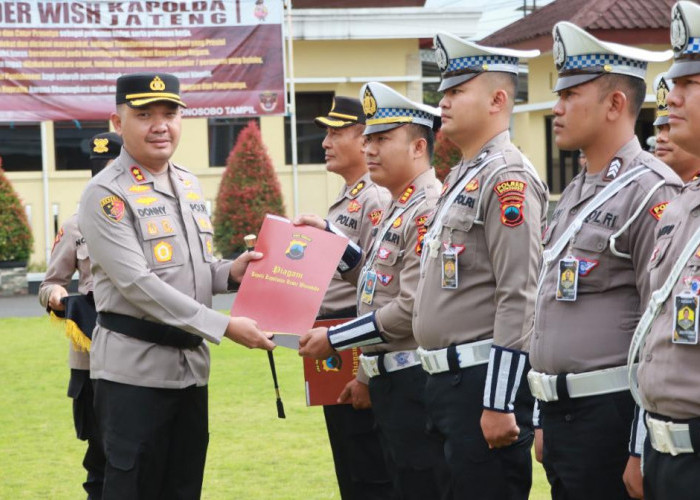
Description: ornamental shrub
xmin=433 ymin=130 xmax=462 ymax=182
xmin=0 ymin=158 xmax=33 ymax=262
xmin=213 ymin=121 xmax=285 ymax=256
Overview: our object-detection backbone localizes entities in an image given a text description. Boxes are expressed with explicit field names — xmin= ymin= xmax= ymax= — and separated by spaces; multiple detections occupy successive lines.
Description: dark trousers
xmin=93 ymin=379 xmax=209 ymax=500
xmin=68 ymin=369 xmax=105 ymax=500
xmin=643 ymin=421 xmax=700 ymax=500
xmin=540 ymin=391 xmax=634 ymax=500
xmin=368 ymin=365 xmax=450 ymax=500
xmin=323 ymin=404 xmax=394 ymax=500
xmin=424 ymin=364 xmax=534 ymax=500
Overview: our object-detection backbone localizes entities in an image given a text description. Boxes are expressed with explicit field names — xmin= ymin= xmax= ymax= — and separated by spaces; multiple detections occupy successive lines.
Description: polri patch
xmin=369 ymin=209 xmax=383 ymax=226
xmin=100 ymin=195 xmax=125 ymax=223
xmin=649 ymin=201 xmax=668 ymax=221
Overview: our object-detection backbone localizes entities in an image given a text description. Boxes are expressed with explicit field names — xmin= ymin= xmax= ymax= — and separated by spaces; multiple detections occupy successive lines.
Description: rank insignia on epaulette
xmin=130 ymin=166 xmax=146 ymax=183
xmin=347 ymin=200 xmax=362 ymax=213
xmin=392 ymin=216 xmax=403 ymax=228
xmin=649 ymin=201 xmax=668 ymax=221
xmin=415 ymin=214 xmax=428 ymax=227
xmin=129 ymin=184 xmax=151 ymax=193
xmin=350 ymin=181 xmax=365 ymax=197
xmin=368 ymin=209 xmax=383 ymax=226
xmin=465 ymin=179 xmax=479 ymax=192
xmin=399 ymin=185 xmax=415 ymax=204
xmin=441 ymin=182 xmax=450 ymax=195
xmin=376 ymin=272 xmax=393 ymax=286
xmin=52 ymin=227 xmax=64 ymax=252
xmin=604 ymin=158 xmax=622 ymax=181
xmin=100 ymin=195 xmax=125 ymax=223
xmin=578 ymin=258 xmax=599 ymax=276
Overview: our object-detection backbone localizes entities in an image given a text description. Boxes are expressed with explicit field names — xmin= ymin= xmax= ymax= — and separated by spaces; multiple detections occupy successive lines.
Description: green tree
xmin=433 ymin=130 xmax=462 ymax=182
xmin=0 ymin=158 xmax=33 ymax=262
xmin=213 ymin=121 xmax=285 ymax=256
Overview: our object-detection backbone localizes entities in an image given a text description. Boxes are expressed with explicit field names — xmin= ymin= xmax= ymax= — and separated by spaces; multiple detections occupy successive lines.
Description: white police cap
xmin=668 ymin=1 xmax=700 ymax=79
xmin=434 ymin=31 xmax=540 ymax=92
xmin=360 ymin=82 xmax=440 ymax=135
xmin=652 ymin=72 xmax=673 ymax=126
xmin=552 ymin=21 xmax=672 ymax=92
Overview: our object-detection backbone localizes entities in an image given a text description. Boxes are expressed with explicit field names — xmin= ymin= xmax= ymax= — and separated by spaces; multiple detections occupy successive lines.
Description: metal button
xmin=692 ymin=208 xmax=700 ymax=217
xmin=645 ymin=353 xmax=652 ymax=361
xmin=597 ymin=242 xmax=605 ymax=250
xmin=564 ymin=414 xmax=573 ymax=422
xmin=570 ymin=208 xmax=578 ymax=215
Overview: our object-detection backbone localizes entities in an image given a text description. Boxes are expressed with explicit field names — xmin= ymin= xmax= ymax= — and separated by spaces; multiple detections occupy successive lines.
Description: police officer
xmin=528 ymin=23 xmax=682 ymax=500
xmin=411 ymin=33 xmax=548 ymax=500
xmin=298 ymin=82 xmax=449 ymax=500
xmin=313 ymin=96 xmax=393 ymax=499
xmin=39 ymin=131 xmax=122 ymax=499
xmin=77 ymin=73 xmax=275 ymax=499
xmin=653 ymin=72 xmax=700 ymax=182
xmin=635 ymin=2 xmax=700 ymax=498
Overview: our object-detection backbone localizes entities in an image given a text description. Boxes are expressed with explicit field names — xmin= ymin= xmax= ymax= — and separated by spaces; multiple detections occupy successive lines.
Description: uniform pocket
xmin=192 ymin=212 xmax=215 ymax=263
xmin=105 ymin=433 xmax=141 ymax=472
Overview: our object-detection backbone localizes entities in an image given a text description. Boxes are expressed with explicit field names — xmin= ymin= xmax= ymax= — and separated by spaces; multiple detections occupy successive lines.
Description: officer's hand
xmin=338 ymin=379 xmax=372 ymax=409
xmin=480 ymin=409 xmax=520 ymax=448
xmin=293 ymin=214 xmax=326 ymax=231
xmin=623 ymin=455 xmax=644 ymax=499
xmin=48 ymin=285 xmax=69 ymax=311
xmin=534 ymin=428 xmax=544 ymax=463
xmin=225 ymin=316 xmax=275 ymax=350
xmin=298 ymin=327 xmax=334 ymax=359
xmin=229 ymin=251 xmax=263 ymax=283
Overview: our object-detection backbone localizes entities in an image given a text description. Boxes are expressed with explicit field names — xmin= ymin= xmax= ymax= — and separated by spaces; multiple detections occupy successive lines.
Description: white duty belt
xmin=646 ymin=414 xmax=696 ymax=455
xmin=359 ymin=350 xmax=421 ymax=378
xmin=528 ymin=365 xmax=633 ymax=402
xmin=628 ymin=225 xmax=700 ymax=405
xmin=417 ymin=339 xmax=493 ymax=374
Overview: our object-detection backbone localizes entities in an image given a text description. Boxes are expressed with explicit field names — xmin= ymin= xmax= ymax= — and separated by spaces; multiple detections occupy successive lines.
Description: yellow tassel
xmin=48 ymin=311 xmax=91 ymax=352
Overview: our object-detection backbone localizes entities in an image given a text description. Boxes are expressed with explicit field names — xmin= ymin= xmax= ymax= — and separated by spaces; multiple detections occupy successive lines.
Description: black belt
xmin=317 ymin=306 xmax=358 ymax=321
xmin=97 ymin=312 xmax=203 ymax=349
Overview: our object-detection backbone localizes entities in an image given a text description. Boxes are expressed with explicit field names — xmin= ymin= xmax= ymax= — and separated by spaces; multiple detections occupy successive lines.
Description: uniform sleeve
xmin=78 ymin=184 xmax=230 ymax=344
xmin=482 ymin=170 xmax=547 ymax=412
xmin=38 ymin=219 xmax=78 ymax=310
xmin=211 ymin=258 xmax=235 ymax=295
xmin=629 ymin=183 xmax=680 ymax=306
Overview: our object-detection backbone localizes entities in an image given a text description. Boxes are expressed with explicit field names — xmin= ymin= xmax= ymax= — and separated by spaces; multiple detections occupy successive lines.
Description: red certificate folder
xmin=231 ymin=215 xmax=348 ymax=340
xmin=303 ymin=318 xmax=360 ymax=406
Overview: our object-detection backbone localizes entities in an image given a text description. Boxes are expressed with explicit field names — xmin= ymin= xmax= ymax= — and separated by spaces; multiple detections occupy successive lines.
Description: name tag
xmin=556 ymin=256 xmax=579 ymax=302
xmin=673 ymin=292 xmax=699 ymax=345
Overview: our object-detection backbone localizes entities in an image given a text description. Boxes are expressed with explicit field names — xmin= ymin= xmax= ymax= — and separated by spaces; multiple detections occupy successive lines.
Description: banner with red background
xmin=0 ymin=0 xmax=285 ymax=121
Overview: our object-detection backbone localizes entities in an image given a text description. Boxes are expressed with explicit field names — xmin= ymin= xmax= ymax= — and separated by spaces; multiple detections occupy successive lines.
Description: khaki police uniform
xmin=413 ymin=32 xmax=546 ymax=500
xmin=325 ymin=82 xmax=449 ymax=500
xmin=634 ymin=3 xmax=700 ymax=498
xmin=78 ymin=72 xmax=232 ymax=499
xmin=528 ymin=21 xmax=681 ymax=500
xmin=314 ymin=96 xmax=393 ymax=500
xmin=319 ymin=173 xmax=389 ymax=318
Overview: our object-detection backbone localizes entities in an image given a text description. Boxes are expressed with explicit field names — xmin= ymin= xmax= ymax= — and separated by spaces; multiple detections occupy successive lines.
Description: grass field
xmin=0 ymin=316 xmax=551 ymax=499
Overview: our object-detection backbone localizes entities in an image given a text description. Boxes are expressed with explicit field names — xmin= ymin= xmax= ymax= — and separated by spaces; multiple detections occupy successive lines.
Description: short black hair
xmin=596 ymin=74 xmax=647 ymax=118
xmin=406 ymin=123 xmax=435 ymax=161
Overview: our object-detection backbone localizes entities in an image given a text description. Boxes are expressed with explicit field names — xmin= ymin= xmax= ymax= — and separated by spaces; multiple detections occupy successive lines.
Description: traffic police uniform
xmin=39 ymin=131 xmax=121 ymax=499
xmin=78 ymin=73 xmax=237 ymax=499
xmin=413 ymin=33 xmax=547 ymax=500
xmin=635 ymin=3 xmax=700 ymax=499
xmin=325 ymin=82 xmax=449 ymax=500
xmin=314 ymin=97 xmax=393 ymax=500
xmin=528 ymin=22 xmax=682 ymax=500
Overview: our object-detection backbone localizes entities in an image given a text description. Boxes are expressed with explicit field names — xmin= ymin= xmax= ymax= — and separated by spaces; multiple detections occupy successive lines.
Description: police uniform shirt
xmin=414 ymin=131 xmax=548 ymax=352
xmin=78 ymin=149 xmax=233 ymax=389
xmin=530 ymin=138 xmax=682 ymax=375
xmin=638 ymin=178 xmax=700 ymax=419
xmin=39 ymin=214 xmax=92 ymax=370
xmin=319 ymin=173 xmax=390 ymax=317
xmin=330 ymin=168 xmax=441 ymax=355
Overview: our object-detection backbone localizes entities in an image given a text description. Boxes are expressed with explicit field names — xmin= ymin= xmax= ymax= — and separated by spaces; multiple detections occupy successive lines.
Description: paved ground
xmin=0 ymin=293 xmax=236 ymax=318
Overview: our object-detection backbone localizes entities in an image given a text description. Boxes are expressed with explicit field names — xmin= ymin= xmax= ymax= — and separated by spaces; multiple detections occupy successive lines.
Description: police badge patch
xmin=494 ymin=180 xmax=527 ymax=227
xmin=285 ymin=234 xmax=311 ymax=260
xmin=362 ymin=87 xmax=377 ymax=117
xmin=671 ymin=4 xmax=689 ymax=55
xmin=100 ymin=195 xmax=125 ymax=223
xmin=553 ymin=27 xmax=566 ymax=70
xmin=434 ymin=35 xmax=449 ymax=72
